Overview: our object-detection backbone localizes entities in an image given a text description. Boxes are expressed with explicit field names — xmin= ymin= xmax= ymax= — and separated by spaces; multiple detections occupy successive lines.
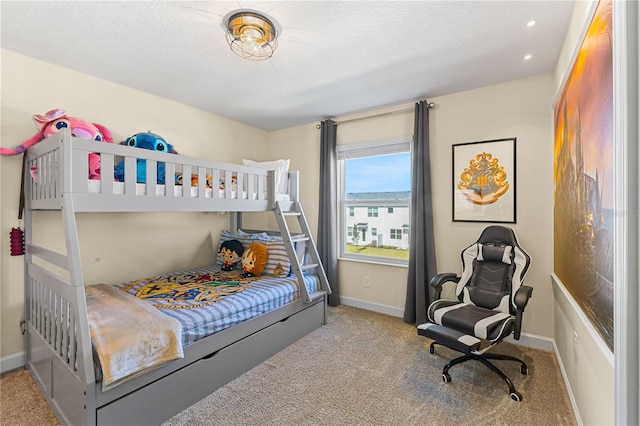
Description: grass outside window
xmin=345 ymin=244 xmax=409 ymax=259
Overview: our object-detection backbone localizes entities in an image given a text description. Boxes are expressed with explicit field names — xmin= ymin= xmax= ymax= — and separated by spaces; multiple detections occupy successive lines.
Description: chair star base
xmin=430 ymin=341 xmax=528 ymax=402
xmin=419 ymin=322 xmax=528 ymax=401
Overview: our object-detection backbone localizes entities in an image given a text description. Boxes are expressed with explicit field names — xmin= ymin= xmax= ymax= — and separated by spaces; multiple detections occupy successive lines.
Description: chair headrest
xmin=478 ymin=226 xmax=518 ymax=246
xmin=477 ymin=243 xmax=513 ymax=265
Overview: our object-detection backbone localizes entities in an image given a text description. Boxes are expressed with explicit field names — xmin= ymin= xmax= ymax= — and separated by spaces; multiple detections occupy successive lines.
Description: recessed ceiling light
xmin=524 ymin=54 xmax=533 ymax=61
xmin=526 ymin=19 xmax=537 ymax=27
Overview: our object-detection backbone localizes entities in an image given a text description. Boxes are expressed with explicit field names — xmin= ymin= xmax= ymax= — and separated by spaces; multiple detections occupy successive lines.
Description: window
xmin=337 ymin=137 xmax=411 ymax=263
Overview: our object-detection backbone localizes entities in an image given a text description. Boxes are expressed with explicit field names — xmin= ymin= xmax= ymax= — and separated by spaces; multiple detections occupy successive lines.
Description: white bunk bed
xmin=23 ymin=130 xmax=331 ymax=425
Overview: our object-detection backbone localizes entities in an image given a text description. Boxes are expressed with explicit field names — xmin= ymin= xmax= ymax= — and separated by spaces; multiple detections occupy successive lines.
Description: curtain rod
xmin=316 ymin=101 xmax=435 ymax=129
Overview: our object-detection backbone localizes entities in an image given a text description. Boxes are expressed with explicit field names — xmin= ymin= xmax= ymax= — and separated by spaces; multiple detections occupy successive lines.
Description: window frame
xmin=337 ymin=136 xmax=412 ymax=265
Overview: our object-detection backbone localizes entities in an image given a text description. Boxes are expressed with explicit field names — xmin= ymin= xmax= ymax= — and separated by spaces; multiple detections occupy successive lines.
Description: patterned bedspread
xmin=114 ymin=265 xmax=319 ymax=346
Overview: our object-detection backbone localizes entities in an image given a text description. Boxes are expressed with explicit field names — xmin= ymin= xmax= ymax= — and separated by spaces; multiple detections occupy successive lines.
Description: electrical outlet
xmin=364 ymin=276 xmax=371 ymax=288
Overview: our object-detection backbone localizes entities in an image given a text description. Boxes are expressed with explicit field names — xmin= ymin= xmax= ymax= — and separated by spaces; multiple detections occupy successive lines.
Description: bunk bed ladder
xmin=274 ymin=201 xmax=332 ymax=303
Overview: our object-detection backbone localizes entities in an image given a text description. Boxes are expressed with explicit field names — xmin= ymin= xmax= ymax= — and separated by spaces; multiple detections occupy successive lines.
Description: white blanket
xmin=86 ymin=284 xmax=184 ymax=391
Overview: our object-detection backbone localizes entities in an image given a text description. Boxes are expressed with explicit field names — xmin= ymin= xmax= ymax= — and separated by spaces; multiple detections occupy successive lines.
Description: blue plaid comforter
xmin=114 ymin=265 xmax=318 ymax=346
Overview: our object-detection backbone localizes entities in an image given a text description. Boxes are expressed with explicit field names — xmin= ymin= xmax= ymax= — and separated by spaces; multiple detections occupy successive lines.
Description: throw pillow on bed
xmin=238 ymin=229 xmax=306 ymax=266
xmin=241 ymin=242 xmax=268 ymax=277
xmin=242 ymin=159 xmax=290 ymax=194
xmin=216 ymin=230 xmax=292 ymax=277
xmin=217 ymin=239 xmax=244 ymax=271
xmin=237 ymin=229 xmax=308 ymax=277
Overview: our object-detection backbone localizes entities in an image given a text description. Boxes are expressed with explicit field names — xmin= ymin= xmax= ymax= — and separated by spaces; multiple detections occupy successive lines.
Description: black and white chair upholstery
xmin=417 ymin=225 xmax=533 ymax=401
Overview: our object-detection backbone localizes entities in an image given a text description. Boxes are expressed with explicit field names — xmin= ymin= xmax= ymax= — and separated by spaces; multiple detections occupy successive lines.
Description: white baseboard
xmin=552 ymin=340 xmax=582 ymax=425
xmin=339 ymin=296 xmax=404 ymax=318
xmin=505 ymin=332 xmax=555 ymax=351
xmin=1 ymin=352 xmax=25 ymax=374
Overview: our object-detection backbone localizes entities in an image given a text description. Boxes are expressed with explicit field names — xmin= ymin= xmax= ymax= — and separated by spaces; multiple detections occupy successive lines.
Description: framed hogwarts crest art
xmin=452 ymin=137 xmax=516 ymax=223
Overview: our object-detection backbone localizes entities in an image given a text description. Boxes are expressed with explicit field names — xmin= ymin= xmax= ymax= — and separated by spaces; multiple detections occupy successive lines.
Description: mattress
xmin=113 ymin=265 xmax=318 ymax=346
xmin=87 ymin=180 xmax=290 ymax=201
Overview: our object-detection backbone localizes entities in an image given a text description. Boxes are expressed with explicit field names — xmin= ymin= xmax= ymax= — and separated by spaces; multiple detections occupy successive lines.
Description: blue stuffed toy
xmin=114 ymin=132 xmax=177 ymax=184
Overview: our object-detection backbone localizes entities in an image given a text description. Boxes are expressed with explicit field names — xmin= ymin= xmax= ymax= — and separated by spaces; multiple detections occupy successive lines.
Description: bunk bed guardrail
xmin=25 ymin=130 xmax=285 ymax=212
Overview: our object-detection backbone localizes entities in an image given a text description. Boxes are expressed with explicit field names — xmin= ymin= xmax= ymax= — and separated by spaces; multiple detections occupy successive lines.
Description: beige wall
xmin=551 ymin=1 xmax=615 ymax=425
xmin=0 ymin=50 xmax=269 ymax=361
xmin=264 ymin=73 xmax=557 ymax=339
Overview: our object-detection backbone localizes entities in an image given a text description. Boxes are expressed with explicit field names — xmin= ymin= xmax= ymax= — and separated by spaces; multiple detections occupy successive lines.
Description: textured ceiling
xmin=1 ymin=1 xmax=574 ymax=131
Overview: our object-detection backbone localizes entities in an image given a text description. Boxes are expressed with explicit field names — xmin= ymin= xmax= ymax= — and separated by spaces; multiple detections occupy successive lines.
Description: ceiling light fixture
xmin=224 ymin=10 xmax=279 ymax=61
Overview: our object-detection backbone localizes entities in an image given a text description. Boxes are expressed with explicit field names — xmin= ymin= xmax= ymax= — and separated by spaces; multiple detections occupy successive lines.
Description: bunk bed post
xmin=267 ymin=170 xmax=277 ymax=210
xmin=60 ymin=196 xmax=95 ymax=382
xmin=61 ymin=197 xmax=99 ymax=425
xmin=60 ymin=133 xmax=98 ymax=424
xmin=230 ymin=212 xmax=242 ymax=232
xmin=23 ymin=152 xmax=33 ymax=370
xmin=288 ymin=171 xmax=299 ymax=202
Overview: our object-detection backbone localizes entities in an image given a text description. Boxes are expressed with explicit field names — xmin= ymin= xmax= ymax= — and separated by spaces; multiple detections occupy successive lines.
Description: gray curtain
xmin=403 ymin=101 xmax=437 ymax=324
xmin=318 ymin=120 xmax=339 ymax=306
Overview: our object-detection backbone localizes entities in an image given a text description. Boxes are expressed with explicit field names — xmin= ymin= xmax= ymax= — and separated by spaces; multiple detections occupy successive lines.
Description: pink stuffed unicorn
xmin=1 ymin=109 xmax=113 ymax=179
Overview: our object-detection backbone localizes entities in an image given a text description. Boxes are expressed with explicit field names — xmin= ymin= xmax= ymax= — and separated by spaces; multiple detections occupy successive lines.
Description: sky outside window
xmin=345 ymin=152 xmax=411 ymax=193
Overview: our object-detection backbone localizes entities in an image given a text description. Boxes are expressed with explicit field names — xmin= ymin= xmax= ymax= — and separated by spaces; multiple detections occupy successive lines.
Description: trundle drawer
xmin=96 ymin=300 xmax=325 ymax=426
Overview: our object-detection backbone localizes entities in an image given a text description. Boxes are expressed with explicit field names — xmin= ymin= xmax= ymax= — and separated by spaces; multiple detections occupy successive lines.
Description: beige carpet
xmin=0 ymin=368 xmax=60 ymax=426
xmin=1 ymin=305 xmax=576 ymax=425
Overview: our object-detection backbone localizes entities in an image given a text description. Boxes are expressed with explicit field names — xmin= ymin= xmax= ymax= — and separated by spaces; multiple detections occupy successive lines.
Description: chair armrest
xmin=429 ymin=273 xmax=460 ymax=300
xmin=513 ymin=285 xmax=533 ymax=340
xmin=514 ymin=285 xmax=533 ymax=309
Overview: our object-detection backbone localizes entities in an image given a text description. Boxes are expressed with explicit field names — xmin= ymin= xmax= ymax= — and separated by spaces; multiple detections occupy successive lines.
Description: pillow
xmin=262 ymin=240 xmax=291 ymax=277
xmin=477 ymin=243 xmax=513 ymax=264
xmin=217 ymin=230 xmax=292 ymax=277
xmin=240 ymin=229 xmax=308 ymax=271
xmin=242 ymin=159 xmax=290 ymax=194
xmin=241 ymin=242 xmax=268 ymax=277
xmin=216 ymin=231 xmax=254 ymax=271
xmin=217 ymin=239 xmax=244 ymax=271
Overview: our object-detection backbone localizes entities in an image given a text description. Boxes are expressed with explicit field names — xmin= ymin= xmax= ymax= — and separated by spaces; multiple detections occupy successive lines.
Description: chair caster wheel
xmin=442 ymin=373 xmax=451 ymax=383
xmin=510 ymin=391 xmax=523 ymax=402
xmin=521 ymin=365 xmax=528 ymax=375
xmin=429 ymin=345 xmax=435 ymax=354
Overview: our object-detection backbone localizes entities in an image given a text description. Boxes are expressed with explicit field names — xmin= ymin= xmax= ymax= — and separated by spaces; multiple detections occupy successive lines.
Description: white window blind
xmin=337 ymin=136 xmax=412 ymax=160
